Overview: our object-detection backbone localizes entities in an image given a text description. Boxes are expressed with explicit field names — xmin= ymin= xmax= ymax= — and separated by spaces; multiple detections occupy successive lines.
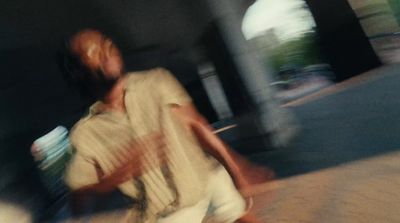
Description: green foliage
xmin=262 ymin=32 xmax=323 ymax=71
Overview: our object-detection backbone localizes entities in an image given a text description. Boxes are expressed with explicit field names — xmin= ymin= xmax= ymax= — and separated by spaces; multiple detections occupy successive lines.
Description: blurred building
xmin=248 ymin=28 xmax=280 ymax=51
xmin=247 ymin=28 xmax=280 ymax=77
xmin=348 ymin=0 xmax=400 ymax=64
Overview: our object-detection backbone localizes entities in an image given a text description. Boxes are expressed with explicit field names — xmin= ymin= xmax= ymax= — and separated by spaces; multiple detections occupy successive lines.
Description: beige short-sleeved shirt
xmin=64 ymin=68 xmax=218 ymax=222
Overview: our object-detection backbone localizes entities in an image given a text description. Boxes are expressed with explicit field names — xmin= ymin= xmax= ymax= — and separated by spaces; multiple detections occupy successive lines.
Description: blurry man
xmin=64 ymin=29 xmax=266 ymax=223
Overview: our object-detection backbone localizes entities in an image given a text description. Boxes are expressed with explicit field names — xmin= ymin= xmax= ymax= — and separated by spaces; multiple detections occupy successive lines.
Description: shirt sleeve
xmin=158 ymin=68 xmax=192 ymax=106
xmin=64 ymin=128 xmax=99 ymax=191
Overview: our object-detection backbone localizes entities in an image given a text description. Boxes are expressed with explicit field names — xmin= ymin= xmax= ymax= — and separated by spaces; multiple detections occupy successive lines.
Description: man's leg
xmin=157 ymin=196 xmax=210 ymax=223
xmin=204 ymin=166 xmax=246 ymax=223
xmin=158 ymin=166 xmax=249 ymax=223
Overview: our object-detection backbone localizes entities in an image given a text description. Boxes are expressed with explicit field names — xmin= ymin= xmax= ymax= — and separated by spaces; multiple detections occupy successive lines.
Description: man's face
xmin=71 ymin=30 xmax=124 ymax=80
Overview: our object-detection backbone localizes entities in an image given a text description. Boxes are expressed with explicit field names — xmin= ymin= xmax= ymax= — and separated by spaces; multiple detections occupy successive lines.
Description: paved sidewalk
xmin=250 ymin=151 xmax=400 ymax=223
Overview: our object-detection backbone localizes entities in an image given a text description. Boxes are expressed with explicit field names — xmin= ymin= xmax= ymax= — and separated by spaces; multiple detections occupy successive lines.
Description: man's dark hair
xmin=58 ymin=40 xmax=96 ymax=99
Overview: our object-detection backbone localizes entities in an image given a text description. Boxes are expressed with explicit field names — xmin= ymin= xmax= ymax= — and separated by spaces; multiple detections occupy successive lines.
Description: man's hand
xmin=229 ymin=154 xmax=275 ymax=194
xmin=75 ymin=133 xmax=167 ymax=194
xmin=70 ymin=133 xmax=167 ymax=215
xmin=113 ymin=133 xmax=167 ymax=183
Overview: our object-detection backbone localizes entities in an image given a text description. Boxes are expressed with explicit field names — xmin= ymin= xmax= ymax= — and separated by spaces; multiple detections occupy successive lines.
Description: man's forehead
xmin=71 ymin=30 xmax=104 ymax=53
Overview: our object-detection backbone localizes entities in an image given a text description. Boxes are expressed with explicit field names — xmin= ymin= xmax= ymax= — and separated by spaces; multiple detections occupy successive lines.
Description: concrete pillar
xmin=205 ymin=0 xmax=298 ymax=147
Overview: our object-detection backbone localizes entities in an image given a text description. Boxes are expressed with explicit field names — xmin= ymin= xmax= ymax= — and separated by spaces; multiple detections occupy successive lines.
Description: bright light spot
xmin=242 ymin=0 xmax=315 ymax=40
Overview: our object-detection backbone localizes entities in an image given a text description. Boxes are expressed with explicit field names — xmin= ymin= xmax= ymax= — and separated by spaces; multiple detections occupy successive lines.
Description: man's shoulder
xmin=126 ymin=67 xmax=170 ymax=75
xmin=69 ymin=114 xmax=96 ymax=143
xmin=125 ymin=67 xmax=173 ymax=84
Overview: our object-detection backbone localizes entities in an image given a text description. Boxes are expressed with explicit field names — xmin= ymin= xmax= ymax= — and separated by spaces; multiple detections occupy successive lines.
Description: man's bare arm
xmin=73 ymin=159 xmax=141 ymax=195
xmin=171 ymin=104 xmax=252 ymax=188
xmin=172 ymin=104 xmax=269 ymax=223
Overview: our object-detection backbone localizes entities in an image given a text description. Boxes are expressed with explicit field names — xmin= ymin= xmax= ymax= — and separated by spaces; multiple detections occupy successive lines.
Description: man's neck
xmin=101 ymin=76 xmax=127 ymax=111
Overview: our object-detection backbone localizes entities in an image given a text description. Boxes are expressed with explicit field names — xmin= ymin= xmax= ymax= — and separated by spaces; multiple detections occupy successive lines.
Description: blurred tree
xmin=266 ymin=31 xmax=323 ymax=72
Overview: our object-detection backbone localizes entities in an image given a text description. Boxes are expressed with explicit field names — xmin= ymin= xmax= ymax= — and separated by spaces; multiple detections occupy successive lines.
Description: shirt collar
xmin=89 ymin=101 xmax=106 ymax=116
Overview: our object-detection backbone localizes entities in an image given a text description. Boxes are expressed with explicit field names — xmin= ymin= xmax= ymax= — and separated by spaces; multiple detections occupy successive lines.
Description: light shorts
xmin=157 ymin=166 xmax=246 ymax=223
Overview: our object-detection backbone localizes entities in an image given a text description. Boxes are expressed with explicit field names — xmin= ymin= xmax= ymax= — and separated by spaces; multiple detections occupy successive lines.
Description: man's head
xmin=66 ymin=29 xmax=124 ymax=99
xmin=70 ymin=29 xmax=124 ymax=78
